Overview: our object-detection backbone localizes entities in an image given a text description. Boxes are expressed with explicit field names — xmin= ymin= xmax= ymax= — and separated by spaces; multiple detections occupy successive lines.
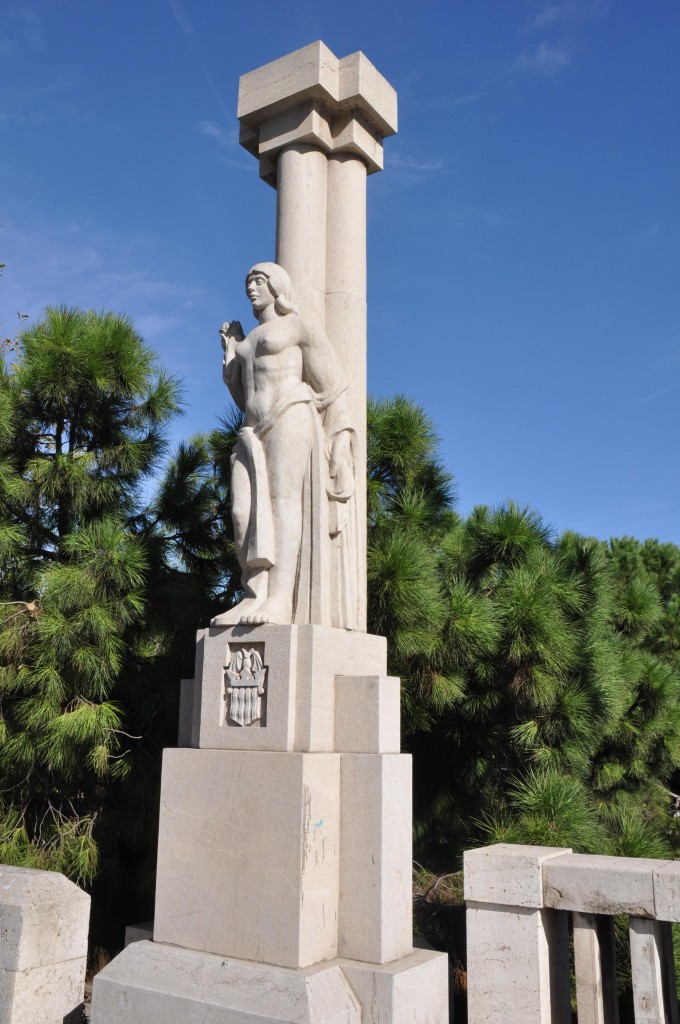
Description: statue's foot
xmin=211 ymin=596 xmax=264 ymax=626
xmin=240 ymin=597 xmax=292 ymax=625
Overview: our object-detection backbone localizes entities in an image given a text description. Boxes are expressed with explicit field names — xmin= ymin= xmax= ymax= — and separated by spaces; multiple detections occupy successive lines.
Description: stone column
xmin=276 ymin=143 xmax=328 ymax=328
xmin=236 ymin=41 xmax=397 ymax=632
xmin=326 ymin=154 xmax=368 ymax=628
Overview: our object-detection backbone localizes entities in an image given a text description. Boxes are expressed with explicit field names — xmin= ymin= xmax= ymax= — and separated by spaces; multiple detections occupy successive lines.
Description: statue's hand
xmin=220 ymin=320 xmax=245 ymax=351
xmin=329 ymin=430 xmax=354 ymax=498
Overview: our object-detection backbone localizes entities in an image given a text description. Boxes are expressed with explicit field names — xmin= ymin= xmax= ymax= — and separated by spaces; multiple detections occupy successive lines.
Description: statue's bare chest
xmin=237 ymin=320 xmax=301 ymax=372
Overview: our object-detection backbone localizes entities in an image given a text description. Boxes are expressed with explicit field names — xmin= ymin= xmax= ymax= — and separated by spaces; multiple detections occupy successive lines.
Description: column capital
xmin=238 ymin=41 xmax=397 ymax=186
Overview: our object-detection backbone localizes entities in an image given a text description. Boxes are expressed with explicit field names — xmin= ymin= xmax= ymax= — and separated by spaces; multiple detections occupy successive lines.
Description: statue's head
xmin=245 ymin=263 xmax=298 ymax=317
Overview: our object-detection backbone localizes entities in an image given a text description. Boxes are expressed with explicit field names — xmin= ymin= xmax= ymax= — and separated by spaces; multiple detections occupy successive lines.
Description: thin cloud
xmin=630 ymin=380 xmax=679 ymax=407
xmin=641 ymin=220 xmax=664 ymax=248
xmin=524 ymin=0 xmax=608 ymax=32
xmin=448 ymin=93 xmax=481 ymax=107
xmin=0 ymin=218 xmax=205 ymax=331
xmin=0 ymin=6 xmax=44 ymax=57
xmin=167 ymin=0 xmax=194 ymax=38
xmin=449 ymin=205 xmax=508 ymax=228
xmin=517 ymin=41 xmax=572 ymax=75
xmin=391 ymin=154 xmax=446 ymax=174
xmin=0 ymin=72 xmax=83 ymax=127
xmin=135 ymin=313 xmax=182 ymax=340
xmin=166 ymin=1 xmax=229 ymax=120
xmin=198 ymin=120 xmax=240 ymax=149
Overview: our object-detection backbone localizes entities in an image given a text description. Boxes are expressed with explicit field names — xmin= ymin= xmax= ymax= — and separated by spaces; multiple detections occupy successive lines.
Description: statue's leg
xmin=244 ymin=404 xmax=313 ymax=624
xmin=211 ymin=447 xmax=268 ymax=625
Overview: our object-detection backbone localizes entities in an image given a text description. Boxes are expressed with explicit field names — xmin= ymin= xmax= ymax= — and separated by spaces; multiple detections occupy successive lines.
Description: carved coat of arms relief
xmin=224 ymin=647 xmax=267 ymax=726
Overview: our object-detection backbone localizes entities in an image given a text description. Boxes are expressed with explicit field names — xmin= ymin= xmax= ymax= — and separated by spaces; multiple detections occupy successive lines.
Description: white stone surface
xmin=325 ymin=152 xmax=368 ymax=632
xmin=652 ymin=860 xmax=680 ymax=921
xmin=198 ymin=623 xmax=297 ymax=750
xmin=276 ymin=145 xmax=328 ymax=328
xmin=0 ymin=865 xmax=90 ymax=970
xmin=0 ymin=865 xmax=89 ymax=1024
xmin=466 ymin=901 xmax=571 ymax=1024
xmin=0 ymin=957 xmax=87 ymax=1024
xmin=340 ymin=947 xmax=449 ymax=1024
xmin=91 ymin=941 xmax=448 ymax=1024
xmin=196 ymin=623 xmax=386 ymax=752
xmin=91 ymin=940 xmax=361 ymax=1024
xmin=543 ymin=853 xmax=665 ymax=916
xmin=295 ymin=626 xmax=386 ymax=751
xmin=339 ymin=753 xmax=412 ymax=963
xmin=463 ymin=843 xmax=571 ymax=908
xmin=629 ymin=916 xmax=679 ymax=1024
xmin=153 ymin=748 xmax=341 ymax=969
xmin=238 ymin=41 xmax=343 ymax=128
xmin=237 ymin=41 xmax=397 ymax=160
xmin=572 ymin=912 xmax=620 ymax=1024
xmin=335 ymin=675 xmax=400 ymax=753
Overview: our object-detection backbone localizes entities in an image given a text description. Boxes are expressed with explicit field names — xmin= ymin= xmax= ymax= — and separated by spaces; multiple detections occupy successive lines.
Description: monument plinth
xmin=91 ymin=42 xmax=449 ymax=1024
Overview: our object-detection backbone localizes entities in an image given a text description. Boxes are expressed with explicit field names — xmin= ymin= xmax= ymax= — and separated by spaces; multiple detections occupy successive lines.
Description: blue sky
xmin=1 ymin=0 xmax=678 ymax=544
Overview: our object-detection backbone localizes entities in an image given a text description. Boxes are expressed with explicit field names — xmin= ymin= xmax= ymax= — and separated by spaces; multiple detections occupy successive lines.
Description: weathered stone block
xmin=543 ymin=853 xmax=664 ymax=917
xmin=0 ymin=865 xmax=90 ymax=1024
xmin=198 ymin=623 xmax=298 ymax=751
xmin=464 ymin=843 xmax=571 ymax=908
xmin=341 ymin=947 xmax=449 ymax=1024
xmin=335 ymin=675 xmax=400 ymax=753
xmin=295 ymin=626 xmax=387 ymax=751
xmin=466 ymin=902 xmax=571 ymax=1024
xmin=652 ymin=860 xmax=680 ymax=921
xmin=339 ymin=753 xmax=412 ymax=963
xmin=91 ymin=941 xmax=448 ymax=1024
xmin=0 ymin=958 xmax=87 ymax=1023
xmin=237 ymin=41 xmax=397 ymax=141
xmin=91 ymin=940 xmax=361 ymax=1024
xmin=153 ymin=748 xmax=341 ymax=969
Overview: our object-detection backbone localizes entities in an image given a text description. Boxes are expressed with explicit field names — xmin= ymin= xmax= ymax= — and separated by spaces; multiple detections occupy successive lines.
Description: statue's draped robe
xmin=232 ymin=380 xmax=358 ymax=629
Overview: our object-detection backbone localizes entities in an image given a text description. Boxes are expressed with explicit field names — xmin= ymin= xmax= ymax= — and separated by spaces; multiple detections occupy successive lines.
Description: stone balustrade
xmin=464 ymin=843 xmax=680 ymax=1024
xmin=0 ymin=864 xmax=90 ymax=1023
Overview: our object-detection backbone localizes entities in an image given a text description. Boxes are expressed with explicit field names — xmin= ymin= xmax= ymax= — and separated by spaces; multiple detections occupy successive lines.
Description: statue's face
xmin=246 ymin=272 xmax=274 ymax=313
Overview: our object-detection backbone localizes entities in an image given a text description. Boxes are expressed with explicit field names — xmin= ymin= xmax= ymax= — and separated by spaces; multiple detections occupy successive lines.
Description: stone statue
xmin=212 ymin=263 xmax=358 ymax=628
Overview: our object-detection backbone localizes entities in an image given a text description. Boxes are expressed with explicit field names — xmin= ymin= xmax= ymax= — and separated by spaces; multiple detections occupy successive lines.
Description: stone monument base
xmin=91 ymin=940 xmax=448 ymax=1024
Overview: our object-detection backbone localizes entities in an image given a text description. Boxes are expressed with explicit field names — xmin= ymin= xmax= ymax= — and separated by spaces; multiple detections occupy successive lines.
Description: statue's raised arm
xmin=219 ymin=320 xmax=245 ymax=412
xmin=212 ymin=263 xmax=358 ymax=630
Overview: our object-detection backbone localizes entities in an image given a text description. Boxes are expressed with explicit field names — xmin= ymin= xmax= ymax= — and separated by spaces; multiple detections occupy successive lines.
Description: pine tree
xmin=365 ymin=397 xmax=680 ymax=866
xmin=0 ymin=308 xmax=177 ymax=866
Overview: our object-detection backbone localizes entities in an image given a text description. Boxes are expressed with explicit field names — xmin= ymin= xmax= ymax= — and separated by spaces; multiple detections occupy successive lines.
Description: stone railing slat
xmin=629 ymin=917 xmax=679 ymax=1024
xmin=573 ymin=911 xmax=620 ymax=1024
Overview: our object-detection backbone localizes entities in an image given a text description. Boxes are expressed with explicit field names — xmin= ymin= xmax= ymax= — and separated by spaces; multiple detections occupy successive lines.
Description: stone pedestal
xmin=93 ymin=940 xmax=448 ymax=1024
xmin=92 ymin=623 xmax=448 ymax=1023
